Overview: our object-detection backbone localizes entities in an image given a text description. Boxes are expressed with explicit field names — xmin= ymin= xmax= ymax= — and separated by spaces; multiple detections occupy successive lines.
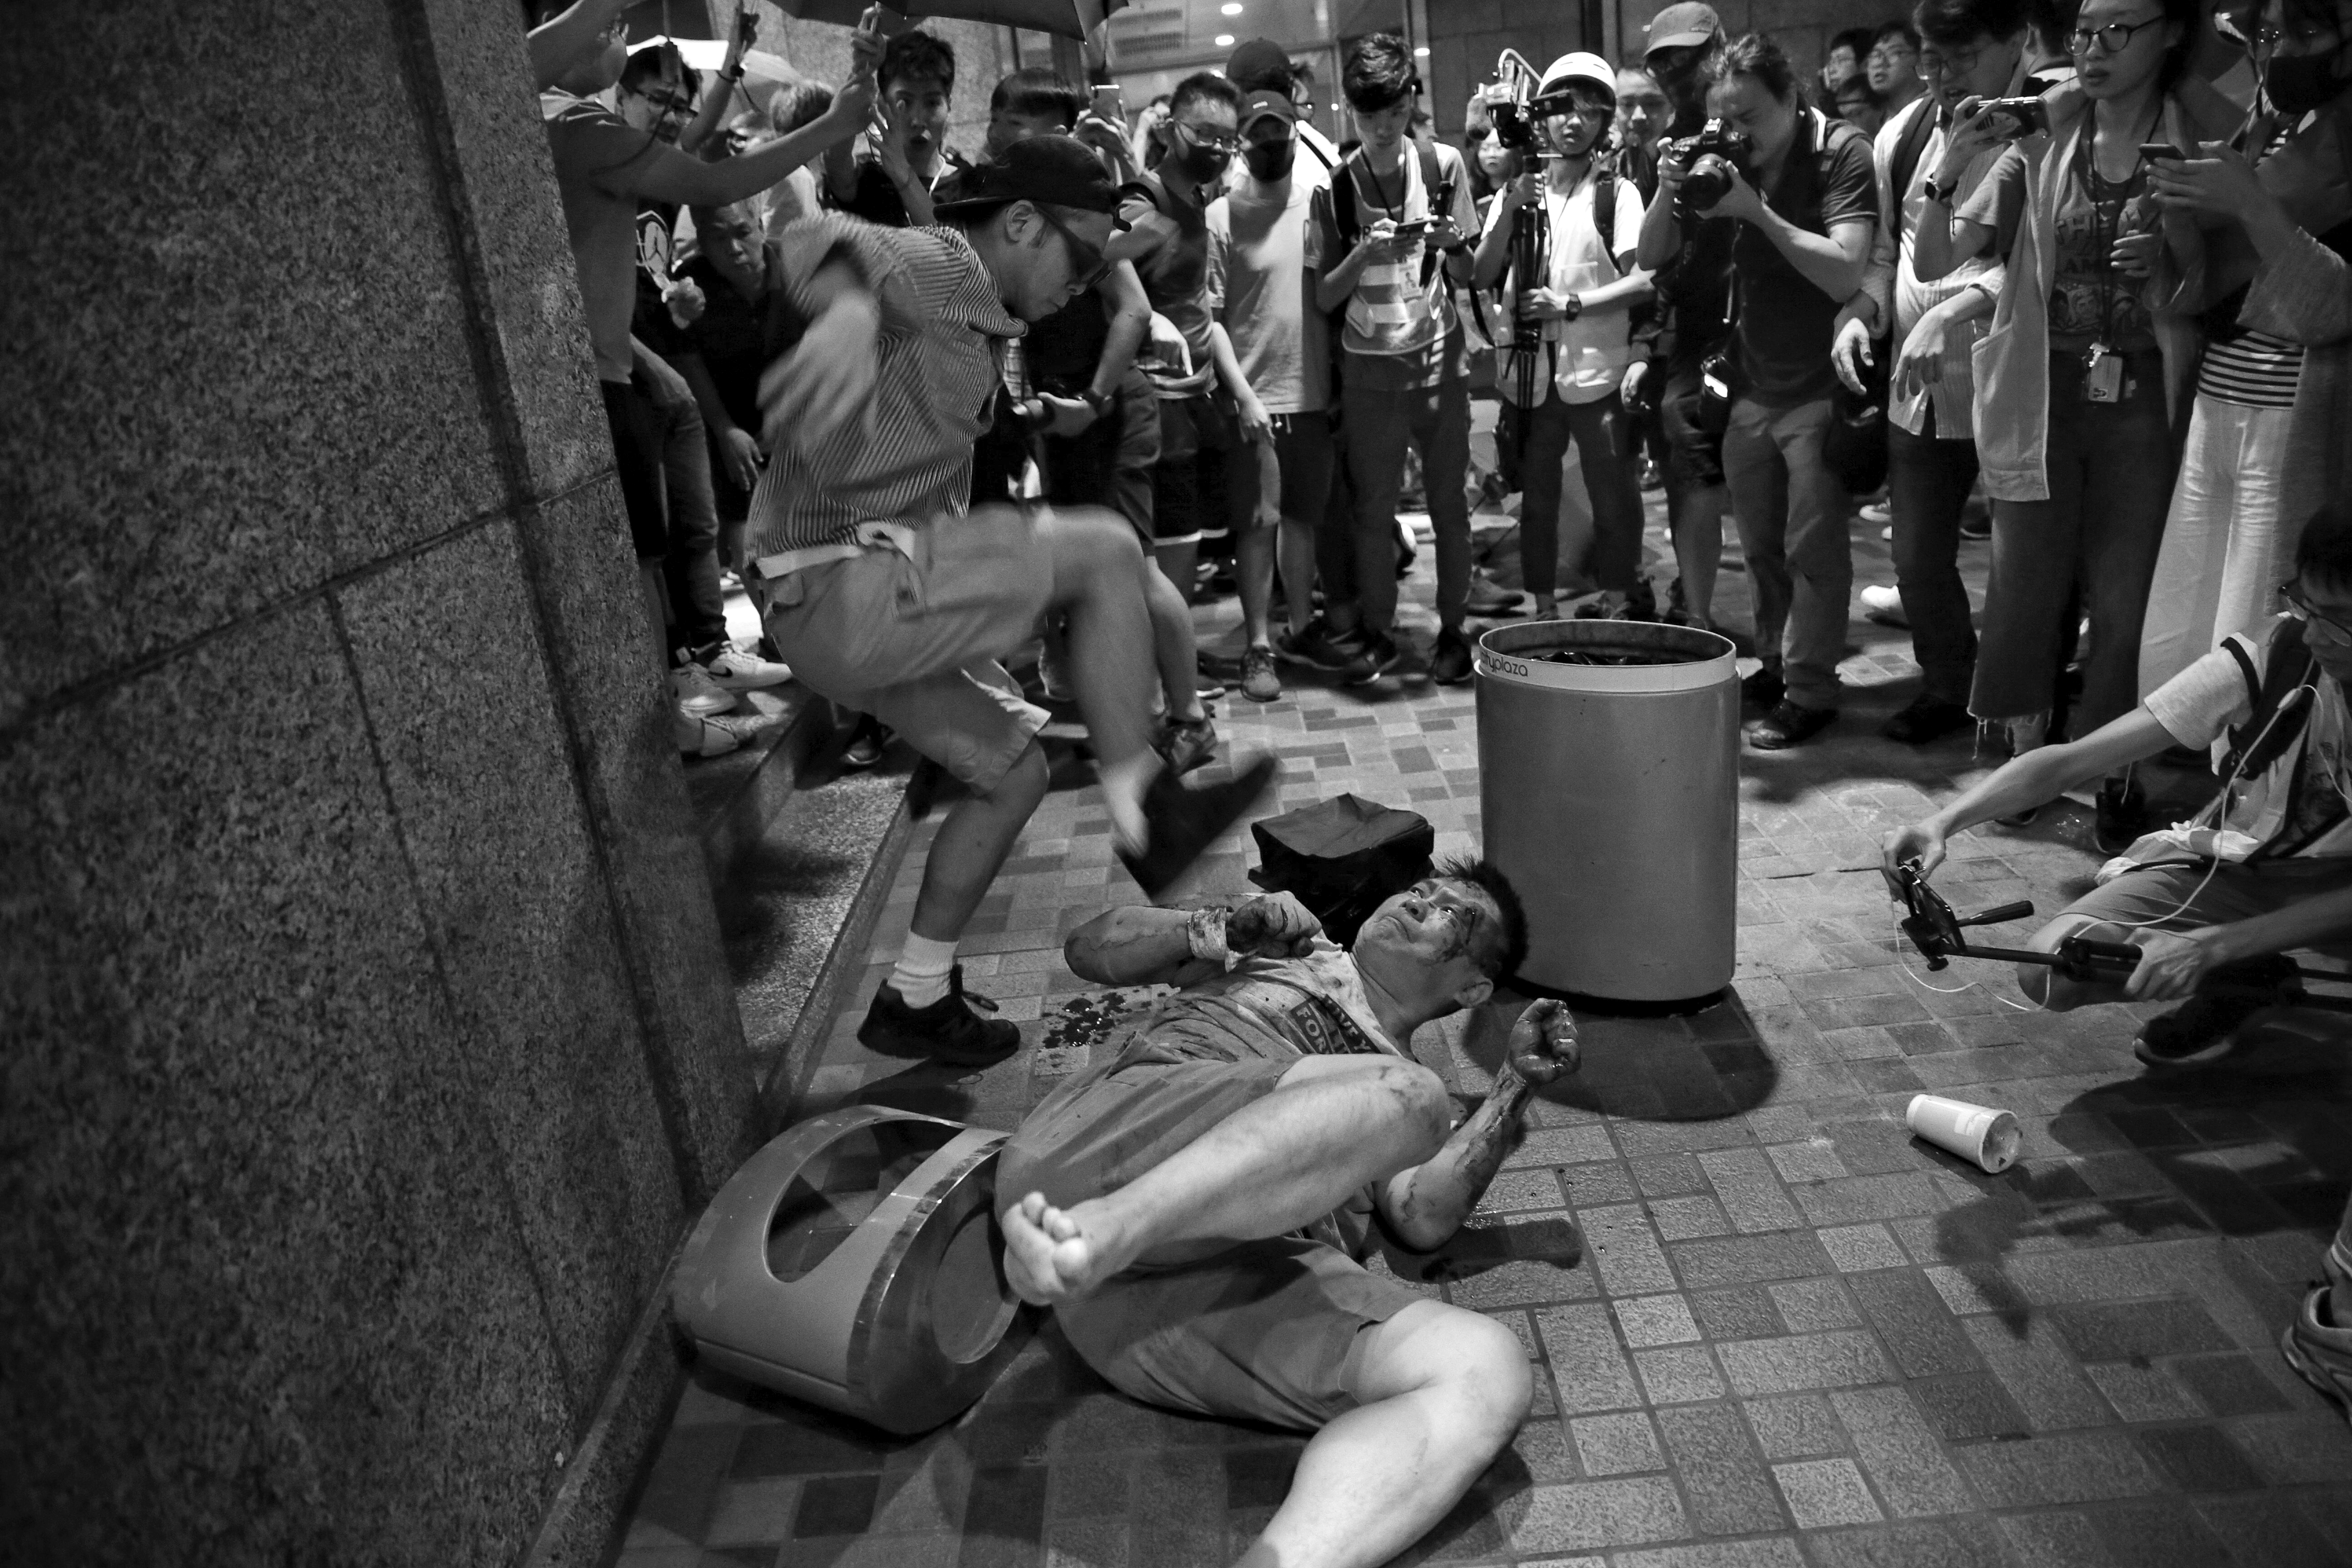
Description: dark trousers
xmin=1973 ymin=350 xmax=2177 ymax=730
xmin=1886 ymin=412 xmax=1980 ymax=706
xmin=1516 ymin=390 xmax=1646 ymax=598
xmin=1041 ymin=366 xmax=1160 ymax=541
xmin=632 ymin=343 xmax=730 ymax=655
xmin=1340 ymin=373 xmax=1473 ymax=631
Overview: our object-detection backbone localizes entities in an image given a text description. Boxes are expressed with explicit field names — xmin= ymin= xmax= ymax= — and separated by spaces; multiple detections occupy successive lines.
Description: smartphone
xmin=733 ymin=3 xmax=756 ymax=51
xmin=2137 ymin=141 xmax=2189 ymax=165
xmin=1092 ymin=82 xmax=1126 ymax=123
xmin=1976 ymin=96 xmax=2048 ymax=138
xmin=1391 ymin=219 xmax=1430 ymax=240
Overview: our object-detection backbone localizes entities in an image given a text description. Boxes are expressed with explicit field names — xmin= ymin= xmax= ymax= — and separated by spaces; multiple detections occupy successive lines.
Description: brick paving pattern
xmin=617 ymin=473 xmax=2352 ymax=1568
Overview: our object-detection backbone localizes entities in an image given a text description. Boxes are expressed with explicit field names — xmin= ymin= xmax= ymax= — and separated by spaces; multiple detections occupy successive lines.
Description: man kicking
xmin=750 ymin=133 xmax=1274 ymax=1071
xmin=996 ymin=864 xmax=1578 ymax=1568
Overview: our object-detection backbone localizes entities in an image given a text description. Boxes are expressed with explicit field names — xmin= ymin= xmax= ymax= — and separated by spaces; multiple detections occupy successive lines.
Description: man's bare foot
xmin=999 ymin=1191 xmax=1146 ymax=1305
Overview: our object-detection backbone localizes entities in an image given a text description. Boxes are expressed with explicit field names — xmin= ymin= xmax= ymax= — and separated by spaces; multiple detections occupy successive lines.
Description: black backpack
xmin=1249 ymin=794 xmax=1436 ymax=947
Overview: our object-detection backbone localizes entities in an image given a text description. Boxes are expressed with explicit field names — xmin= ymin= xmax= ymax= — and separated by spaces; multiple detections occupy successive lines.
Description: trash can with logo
xmin=1474 ymin=619 xmax=1739 ymax=1003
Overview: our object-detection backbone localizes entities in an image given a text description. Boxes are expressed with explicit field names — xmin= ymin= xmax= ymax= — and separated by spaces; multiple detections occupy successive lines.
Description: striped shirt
xmin=2198 ymin=326 xmax=2305 ymax=407
xmin=1303 ymin=143 xmax=1477 ymax=366
xmin=744 ymin=218 xmax=1024 ymax=555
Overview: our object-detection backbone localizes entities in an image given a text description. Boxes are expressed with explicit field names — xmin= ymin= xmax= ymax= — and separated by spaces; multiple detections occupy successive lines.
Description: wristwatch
xmin=1920 ymin=172 xmax=1956 ymax=206
xmin=1562 ymin=293 xmax=1583 ymax=322
xmin=1079 ymin=387 xmax=1113 ymax=419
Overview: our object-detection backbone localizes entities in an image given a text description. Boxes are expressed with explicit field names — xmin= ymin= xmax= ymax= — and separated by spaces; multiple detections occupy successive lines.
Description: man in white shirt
xmin=1835 ymin=0 xmax=2031 ymax=746
xmin=1471 ymin=53 xmax=1655 ymax=622
xmin=1882 ymin=505 xmax=2352 ymax=1072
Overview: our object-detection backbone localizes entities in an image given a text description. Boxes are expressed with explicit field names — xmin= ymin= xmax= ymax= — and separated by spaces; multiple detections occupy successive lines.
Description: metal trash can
xmin=1475 ymin=619 xmax=1739 ymax=1003
xmin=671 ymin=1106 xmax=1028 ymax=1434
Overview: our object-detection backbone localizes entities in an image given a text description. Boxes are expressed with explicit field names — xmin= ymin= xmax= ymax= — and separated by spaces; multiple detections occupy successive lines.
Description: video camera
xmin=1669 ymin=118 xmax=1755 ymax=209
xmin=1478 ymin=49 xmax=1546 ymax=152
xmin=1887 ymin=860 xmax=2142 ymax=984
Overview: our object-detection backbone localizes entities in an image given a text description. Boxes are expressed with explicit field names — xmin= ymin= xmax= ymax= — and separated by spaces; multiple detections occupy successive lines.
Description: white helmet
xmin=1535 ymin=51 xmax=1617 ymax=107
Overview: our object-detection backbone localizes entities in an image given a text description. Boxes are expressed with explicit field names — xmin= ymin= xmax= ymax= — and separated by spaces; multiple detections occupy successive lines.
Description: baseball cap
xmin=932 ymin=134 xmax=1123 ymax=218
xmin=1645 ymin=2 xmax=1723 ymax=54
xmin=1238 ymin=88 xmax=1297 ymax=131
xmin=1536 ymin=51 xmax=1618 ymax=103
xmin=1226 ymin=37 xmax=1295 ymax=93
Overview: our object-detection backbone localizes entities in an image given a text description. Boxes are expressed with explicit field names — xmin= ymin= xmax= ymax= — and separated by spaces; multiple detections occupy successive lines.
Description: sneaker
xmin=1119 ymin=754 xmax=1281 ymax=899
xmin=671 ymin=662 xmax=739 ymax=718
xmin=1745 ymin=700 xmax=1837 ymax=750
xmin=2093 ymin=775 xmax=2148 ymax=856
xmin=1464 ymin=570 xmax=1525 ymax=617
xmin=1882 ymin=695 xmax=1973 ymax=745
xmin=676 ymin=709 xmax=743 ymax=759
xmin=2133 ymin=954 xmax=2306 ymax=1069
xmin=1860 ymin=501 xmax=1892 ymax=525
xmin=843 ymin=715 xmax=888 ymax=769
xmin=858 ymin=965 xmax=1020 ymax=1068
xmin=1740 ymin=666 xmax=1785 ymax=712
xmin=1960 ymin=511 xmax=1993 ymax=541
xmin=698 ymin=640 xmax=793 ymax=692
xmin=1276 ymin=616 xmax=1363 ymax=671
xmin=1860 ymin=584 xmax=1909 ymax=628
xmin=1342 ymin=630 xmax=1402 ymax=686
xmin=1240 ymin=644 xmax=1282 ymax=702
xmin=1613 ymin=579 xmax=1660 ymax=622
xmin=1159 ymin=714 xmax=1220 ymax=776
xmin=1432 ymin=628 xmax=1475 ymax=685
xmin=2282 ymin=1284 xmax=2352 ymax=1423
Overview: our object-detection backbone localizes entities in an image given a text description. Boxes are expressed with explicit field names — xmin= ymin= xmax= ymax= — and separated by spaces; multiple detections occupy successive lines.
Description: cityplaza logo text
xmin=1485 ymin=657 xmax=1530 ymax=678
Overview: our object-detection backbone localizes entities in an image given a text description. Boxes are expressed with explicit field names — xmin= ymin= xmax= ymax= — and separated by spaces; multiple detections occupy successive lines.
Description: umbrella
xmin=769 ymin=0 xmax=1127 ymax=42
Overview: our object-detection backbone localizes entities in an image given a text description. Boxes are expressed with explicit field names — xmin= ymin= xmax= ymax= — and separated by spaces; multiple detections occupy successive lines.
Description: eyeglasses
xmin=1171 ymin=119 xmax=1242 ymax=154
xmin=2281 ymin=583 xmax=2352 ymax=642
xmin=1035 ymin=205 xmax=1112 ymax=292
xmin=1917 ymin=42 xmax=1986 ymax=77
xmin=1867 ymin=41 xmax=1919 ymax=64
xmin=2068 ymin=15 xmax=2168 ymax=54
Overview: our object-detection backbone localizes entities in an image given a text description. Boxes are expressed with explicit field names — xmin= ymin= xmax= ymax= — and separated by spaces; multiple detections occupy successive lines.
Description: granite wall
xmin=0 ymin=0 xmax=769 ymax=1560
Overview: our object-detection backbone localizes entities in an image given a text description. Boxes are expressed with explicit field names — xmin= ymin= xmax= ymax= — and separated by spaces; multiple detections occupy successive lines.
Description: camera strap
xmin=1885 ymin=96 xmax=1939 ymax=245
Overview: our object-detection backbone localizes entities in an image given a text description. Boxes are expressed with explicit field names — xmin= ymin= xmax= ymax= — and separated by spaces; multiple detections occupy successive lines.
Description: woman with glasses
xmin=2137 ymin=0 xmax=2352 ymax=699
xmin=1913 ymin=0 xmax=2234 ymax=849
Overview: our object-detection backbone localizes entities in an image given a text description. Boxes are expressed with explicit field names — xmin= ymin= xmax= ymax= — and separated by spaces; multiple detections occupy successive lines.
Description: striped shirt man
xmin=745 ymin=216 xmax=1025 ymax=555
xmin=1304 ymin=142 xmax=1479 ymax=386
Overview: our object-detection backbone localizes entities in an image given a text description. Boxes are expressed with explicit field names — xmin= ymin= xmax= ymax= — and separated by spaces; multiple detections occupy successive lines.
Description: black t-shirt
xmin=826 ymin=152 xmax=971 ymax=228
xmin=630 ymin=197 xmax=686 ymax=359
xmin=671 ymin=253 xmax=773 ymax=432
xmin=1729 ymin=112 xmax=1877 ymax=405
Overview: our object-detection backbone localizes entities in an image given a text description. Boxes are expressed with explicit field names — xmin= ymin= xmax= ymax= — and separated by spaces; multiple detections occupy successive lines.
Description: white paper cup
xmin=1906 ymin=1093 xmax=2022 ymax=1174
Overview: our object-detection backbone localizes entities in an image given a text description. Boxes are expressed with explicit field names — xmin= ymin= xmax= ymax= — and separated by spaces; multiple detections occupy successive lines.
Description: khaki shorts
xmin=760 ymin=507 xmax=1057 ymax=792
xmin=2063 ymin=857 xmax=2352 ymax=960
xmin=999 ymin=1053 xmax=1422 ymax=1431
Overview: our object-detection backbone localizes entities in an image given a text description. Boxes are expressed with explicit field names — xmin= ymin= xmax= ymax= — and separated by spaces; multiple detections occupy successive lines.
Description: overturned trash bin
xmin=671 ymin=1106 xmax=1028 ymax=1434
xmin=1475 ymin=619 xmax=1739 ymax=1004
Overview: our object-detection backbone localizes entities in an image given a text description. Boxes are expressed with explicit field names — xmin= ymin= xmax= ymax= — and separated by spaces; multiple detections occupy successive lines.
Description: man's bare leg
xmin=1238 ymin=522 xmax=1278 ymax=650
xmin=1237 ymin=1301 xmax=1531 ymax=1568
xmin=1044 ymin=511 xmax=1173 ymax=849
xmin=906 ymin=743 xmax=1050 ymax=943
xmin=1001 ymin=1055 xmax=1450 ymax=1303
xmin=1669 ymin=480 xmax=1725 ymax=629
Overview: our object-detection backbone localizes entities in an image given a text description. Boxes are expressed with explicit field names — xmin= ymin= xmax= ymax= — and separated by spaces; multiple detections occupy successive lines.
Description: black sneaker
xmin=2134 ymin=954 xmax=2306 ymax=1069
xmin=1740 ymin=666 xmax=1785 ymax=711
xmin=858 ymin=965 xmax=1020 ymax=1067
xmin=1614 ymin=579 xmax=1661 ymax=622
xmin=2093 ymin=776 xmax=2148 ymax=855
xmin=1275 ymin=617 xmax=1362 ymax=671
xmin=1432 ymin=629 xmax=1475 ymax=685
xmin=1882 ymin=695 xmax=1974 ymax=745
xmin=1343 ymin=631 xmax=1402 ymax=686
xmin=1119 ymin=755 xmax=1281 ymax=899
xmin=1745 ymin=700 xmax=1836 ymax=750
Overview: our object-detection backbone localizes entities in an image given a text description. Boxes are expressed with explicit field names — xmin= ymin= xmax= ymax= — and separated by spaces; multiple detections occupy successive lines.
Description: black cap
xmin=1238 ymin=88 xmax=1297 ymax=130
xmin=932 ymin=134 xmax=1122 ymax=218
xmin=1226 ymin=37 xmax=1295 ymax=93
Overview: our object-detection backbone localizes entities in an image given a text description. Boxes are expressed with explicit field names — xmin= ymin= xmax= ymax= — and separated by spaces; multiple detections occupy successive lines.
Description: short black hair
xmin=993 ymin=66 xmax=1085 ymax=127
xmin=1915 ymin=0 xmax=2029 ymax=47
xmin=1700 ymin=32 xmax=1800 ymax=103
xmin=618 ymin=42 xmax=690 ymax=97
xmin=1343 ymin=33 xmax=1419 ymax=112
xmin=1872 ymin=20 xmax=1922 ymax=50
xmin=1434 ymin=855 xmax=1529 ymax=981
xmin=2295 ymin=505 xmax=2352 ymax=593
xmin=1829 ymin=25 xmax=1879 ymax=59
xmin=1170 ymin=70 xmax=1243 ymax=120
xmin=880 ymin=29 xmax=956 ymax=95
xmin=771 ymin=79 xmax=833 ymax=135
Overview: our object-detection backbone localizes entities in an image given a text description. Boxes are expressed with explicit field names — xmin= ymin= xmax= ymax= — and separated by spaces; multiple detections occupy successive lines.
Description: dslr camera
xmin=1479 ymin=69 xmax=1540 ymax=151
xmin=1669 ymin=118 xmax=1755 ymax=209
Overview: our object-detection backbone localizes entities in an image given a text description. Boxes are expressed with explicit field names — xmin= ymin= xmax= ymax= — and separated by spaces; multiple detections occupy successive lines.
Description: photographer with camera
xmin=1835 ymin=0 xmax=2038 ymax=747
xmin=1913 ymin=0 xmax=2235 ymax=844
xmin=1471 ymin=54 xmax=1654 ymax=622
xmin=1878 ymin=504 xmax=2352 ymax=1068
xmin=1638 ymin=34 xmax=1879 ymax=749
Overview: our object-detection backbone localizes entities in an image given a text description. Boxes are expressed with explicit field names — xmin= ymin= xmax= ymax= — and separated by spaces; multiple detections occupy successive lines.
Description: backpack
xmin=1882 ymin=96 xmax=1939 ymax=247
xmin=1249 ymin=794 xmax=1436 ymax=948
xmin=2220 ymin=619 xmax=2318 ymax=785
xmin=1331 ymin=138 xmax=1456 ymax=287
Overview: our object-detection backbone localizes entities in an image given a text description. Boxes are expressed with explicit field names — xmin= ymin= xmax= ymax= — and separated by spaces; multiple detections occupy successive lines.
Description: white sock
xmin=890 ymin=933 xmax=957 ymax=1009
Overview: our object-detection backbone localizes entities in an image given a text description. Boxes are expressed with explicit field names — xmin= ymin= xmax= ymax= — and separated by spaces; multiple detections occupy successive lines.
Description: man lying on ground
xmin=1881 ymin=502 xmax=2352 ymax=1071
xmin=997 ymin=866 xmax=1578 ymax=1568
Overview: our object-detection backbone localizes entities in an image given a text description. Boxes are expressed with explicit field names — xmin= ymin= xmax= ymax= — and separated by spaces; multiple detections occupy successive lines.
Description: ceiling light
xmin=1414 ymin=46 xmax=1430 ymax=57
xmin=1221 ymin=2 xmax=1243 ymax=13
xmin=1215 ymin=33 xmax=1235 ymax=46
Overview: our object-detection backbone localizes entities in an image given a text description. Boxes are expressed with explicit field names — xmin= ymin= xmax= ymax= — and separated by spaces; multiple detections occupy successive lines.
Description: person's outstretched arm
xmin=529 ymin=0 xmax=630 ymax=91
xmin=618 ymin=78 xmax=873 ymax=211
xmin=1064 ymin=894 xmax=1323 ymax=987
xmin=1377 ymin=1000 xmax=1580 ymax=1250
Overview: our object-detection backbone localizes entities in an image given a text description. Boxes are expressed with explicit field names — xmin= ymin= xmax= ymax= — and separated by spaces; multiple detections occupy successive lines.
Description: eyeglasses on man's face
xmin=2281 ymin=582 xmax=2352 ymax=642
xmin=1172 ymin=119 xmax=1242 ymax=153
xmin=1035 ymin=205 xmax=1112 ymax=292
xmin=1917 ymin=41 xmax=1987 ymax=77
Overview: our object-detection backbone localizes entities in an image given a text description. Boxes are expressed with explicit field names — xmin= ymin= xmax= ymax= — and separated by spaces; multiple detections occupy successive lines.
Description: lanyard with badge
xmin=2077 ymin=119 xmax=2156 ymax=404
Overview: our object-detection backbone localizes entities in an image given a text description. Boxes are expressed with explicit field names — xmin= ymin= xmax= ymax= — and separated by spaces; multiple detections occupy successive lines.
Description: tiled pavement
xmin=617 ymin=461 xmax=2352 ymax=1568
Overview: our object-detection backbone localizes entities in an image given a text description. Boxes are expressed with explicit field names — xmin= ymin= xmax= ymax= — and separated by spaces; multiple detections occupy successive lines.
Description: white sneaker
xmin=1861 ymin=502 xmax=1892 ymax=526
xmin=676 ymin=709 xmax=742 ymax=758
xmin=671 ymin=662 xmax=738 ymax=717
xmin=1859 ymin=583 xmax=1908 ymax=628
xmin=701 ymin=640 xmax=793 ymax=692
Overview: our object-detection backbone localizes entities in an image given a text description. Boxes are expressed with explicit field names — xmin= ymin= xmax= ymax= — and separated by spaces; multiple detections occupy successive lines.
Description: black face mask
xmin=2264 ymin=50 xmax=2346 ymax=116
xmin=1179 ymin=143 xmax=1233 ymax=181
xmin=1244 ymin=140 xmax=1296 ymax=181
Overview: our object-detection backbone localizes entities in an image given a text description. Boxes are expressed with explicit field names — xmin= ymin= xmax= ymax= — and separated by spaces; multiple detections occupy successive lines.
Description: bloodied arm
xmin=1377 ymin=999 xmax=1579 ymax=1250
xmin=1063 ymin=894 xmax=1325 ymax=987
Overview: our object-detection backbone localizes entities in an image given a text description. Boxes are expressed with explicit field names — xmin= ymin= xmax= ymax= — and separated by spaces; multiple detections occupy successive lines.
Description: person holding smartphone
xmin=1912 ymin=0 xmax=2234 ymax=845
xmin=2138 ymin=0 xmax=2352 ymax=700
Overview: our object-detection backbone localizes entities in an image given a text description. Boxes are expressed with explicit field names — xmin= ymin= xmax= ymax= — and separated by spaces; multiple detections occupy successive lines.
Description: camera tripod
xmin=1504 ymin=195 xmax=1549 ymax=458
xmin=1888 ymin=859 xmax=2352 ymax=1007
